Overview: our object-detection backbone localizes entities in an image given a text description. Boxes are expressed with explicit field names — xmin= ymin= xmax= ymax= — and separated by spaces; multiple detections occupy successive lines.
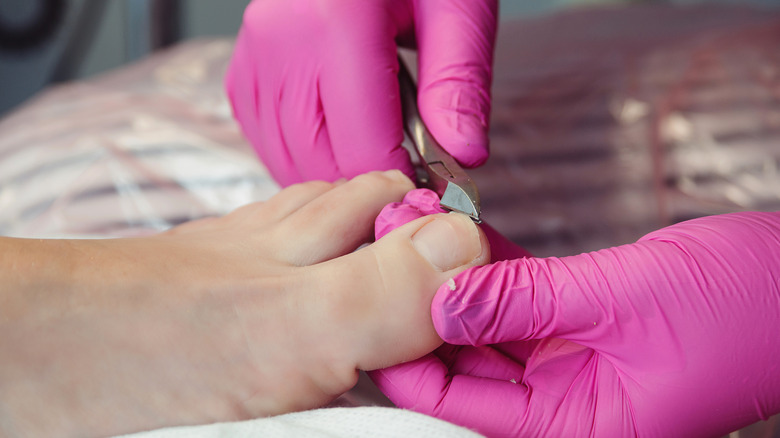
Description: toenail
xmin=411 ymin=213 xmax=482 ymax=271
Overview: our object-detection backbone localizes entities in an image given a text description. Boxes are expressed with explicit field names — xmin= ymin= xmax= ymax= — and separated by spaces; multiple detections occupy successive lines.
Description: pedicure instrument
xmin=397 ymin=57 xmax=482 ymax=223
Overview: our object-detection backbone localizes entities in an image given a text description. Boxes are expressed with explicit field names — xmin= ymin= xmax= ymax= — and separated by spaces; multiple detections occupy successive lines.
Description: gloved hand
xmin=225 ymin=0 xmax=497 ymax=186
xmin=371 ymin=190 xmax=780 ymax=438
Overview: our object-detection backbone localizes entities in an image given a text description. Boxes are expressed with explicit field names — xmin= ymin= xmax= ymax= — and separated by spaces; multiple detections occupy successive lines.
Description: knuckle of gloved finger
xmin=640 ymin=212 xmax=767 ymax=248
xmin=243 ymin=0 xmax=330 ymax=42
xmin=640 ymin=213 xmax=780 ymax=279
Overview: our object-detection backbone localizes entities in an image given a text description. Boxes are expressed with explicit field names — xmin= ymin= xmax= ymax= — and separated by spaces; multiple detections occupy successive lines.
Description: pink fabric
xmin=225 ymin=0 xmax=497 ymax=186
xmin=372 ymin=192 xmax=780 ymax=437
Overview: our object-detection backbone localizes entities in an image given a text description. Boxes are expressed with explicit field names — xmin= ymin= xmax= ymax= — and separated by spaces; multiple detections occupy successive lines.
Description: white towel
xmin=118 ymin=407 xmax=484 ymax=438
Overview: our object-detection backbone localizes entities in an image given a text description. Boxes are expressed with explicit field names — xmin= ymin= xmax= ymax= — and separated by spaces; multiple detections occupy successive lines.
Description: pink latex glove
xmin=372 ymin=191 xmax=780 ymax=437
xmin=225 ymin=0 xmax=497 ymax=186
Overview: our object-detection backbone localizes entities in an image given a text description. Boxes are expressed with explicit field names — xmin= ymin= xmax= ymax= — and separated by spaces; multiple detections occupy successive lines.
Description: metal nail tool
xmin=397 ymin=57 xmax=482 ymax=223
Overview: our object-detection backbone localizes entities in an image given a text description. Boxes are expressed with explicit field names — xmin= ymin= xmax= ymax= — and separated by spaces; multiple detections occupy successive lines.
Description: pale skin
xmin=0 ymin=170 xmax=489 ymax=438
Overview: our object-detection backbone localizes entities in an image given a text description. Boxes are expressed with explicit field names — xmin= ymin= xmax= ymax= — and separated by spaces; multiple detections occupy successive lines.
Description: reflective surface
xmin=481 ymin=4 xmax=780 ymax=259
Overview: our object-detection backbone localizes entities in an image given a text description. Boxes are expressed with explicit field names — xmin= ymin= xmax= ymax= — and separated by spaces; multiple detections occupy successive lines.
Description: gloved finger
xmin=370 ymin=356 xmax=529 ymax=438
xmin=434 ymin=212 xmax=780 ymax=348
xmin=414 ymin=0 xmax=497 ymax=167
xmin=225 ymin=28 xmax=301 ymax=186
xmin=318 ymin=4 xmax=415 ymax=180
xmin=432 ymin=236 xmax=713 ymax=348
xmin=273 ymin=170 xmax=414 ymax=266
xmin=375 ymin=188 xmax=444 ymax=239
xmin=431 ymin=254 xmax=615 ymax=346
xmin=435 ymin=344 xmax=525 ymax=382
xmin=277 ymin=65 xmax=342 ymax=183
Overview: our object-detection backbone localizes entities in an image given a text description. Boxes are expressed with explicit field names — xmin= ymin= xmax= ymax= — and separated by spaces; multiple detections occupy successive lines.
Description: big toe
xmin=346 ymin=212 xmax=491 ymax=370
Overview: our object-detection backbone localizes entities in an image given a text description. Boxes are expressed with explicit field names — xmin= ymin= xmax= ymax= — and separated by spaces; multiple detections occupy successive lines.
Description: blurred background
xmin=0 ymin=0 xmax=248 ymax=116
xmin=1 ymin=0 xmax=778 ymax=116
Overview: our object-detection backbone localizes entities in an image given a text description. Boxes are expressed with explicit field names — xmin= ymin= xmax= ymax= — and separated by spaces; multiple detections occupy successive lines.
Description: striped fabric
xmin=0 ymin=40 xmax=280 ymax=238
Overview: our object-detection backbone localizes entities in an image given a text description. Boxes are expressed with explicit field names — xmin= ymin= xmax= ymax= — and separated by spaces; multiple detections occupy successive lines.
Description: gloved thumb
xmin=431 ymin=249 xmax=630 ymax=347
xmin=414 ymin=0 xmax=497 ymax=167
xmin=433 ymin=211 xmax=780 ymax=349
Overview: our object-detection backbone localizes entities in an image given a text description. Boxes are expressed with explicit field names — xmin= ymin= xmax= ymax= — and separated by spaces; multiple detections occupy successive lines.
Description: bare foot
xmin=0 ymin=170 xmax=489 ymax=437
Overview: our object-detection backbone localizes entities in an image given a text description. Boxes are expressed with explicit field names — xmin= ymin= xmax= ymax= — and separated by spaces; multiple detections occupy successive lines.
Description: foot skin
xmin=0 ymin=170 xmax=490 ymax=437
